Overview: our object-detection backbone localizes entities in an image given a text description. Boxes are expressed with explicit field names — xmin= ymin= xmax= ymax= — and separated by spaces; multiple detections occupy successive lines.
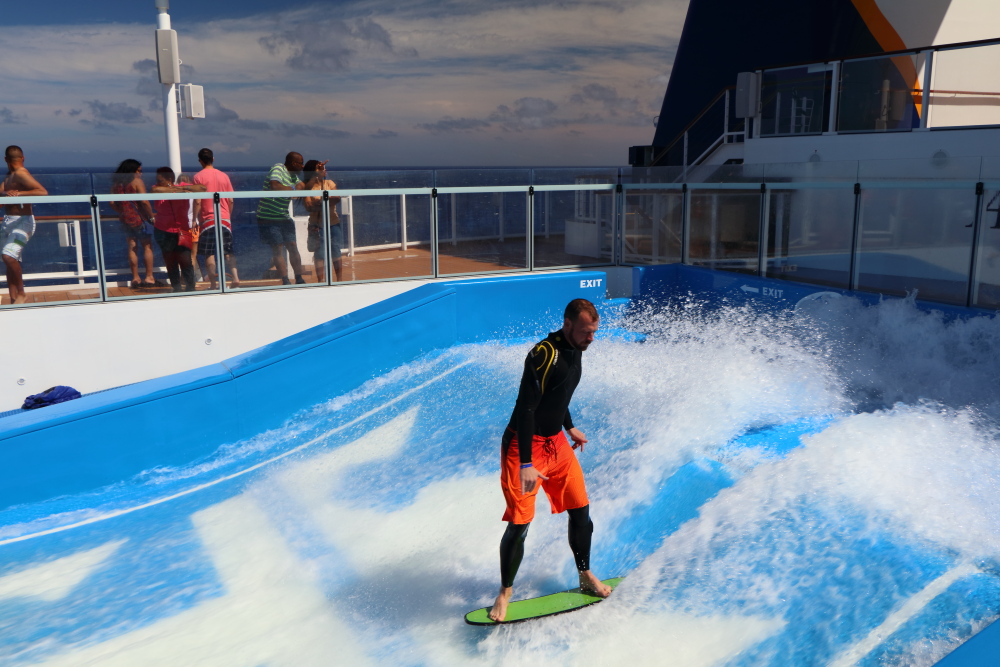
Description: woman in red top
xmin=152 ymin=167 xmax=205 ymax=292
xmin=109 ymin=159 xmax=159 ymax=289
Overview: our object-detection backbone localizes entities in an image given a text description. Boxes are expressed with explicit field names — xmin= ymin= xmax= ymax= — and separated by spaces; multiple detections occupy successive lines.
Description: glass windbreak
xmin=219 ymin=171 xmax=314 ymax=290
xmin=972 ymin=187 xmax=1000 ymax=308
xmin=855 ymin=187 xmax=976 ymax=304
xmin=766 ymin=187 xmax=855 ymax=288
xmin=838 ymin=54 xmax=924 ymax=132
xmin=98 ymin=175 xmax=222 ymax=297
xmin=340 ymin=193 xmax=432 ymax=281
xmin=928 ymin=44 xmax=1000 ymax=128
xmin=1 ymin=174 xmax=99 ymax=307
xmin=437 ymin=190 xmax=528 ymax=275
xmin=688 ymin=190 xmax=761 ymax=273
xmin=534 ymin=188 xmax=616 ymax=268
xmin=623 ymin=190 xmax=683 ymax=265
xmin=759 ymin=66 xmax=829 ymax=136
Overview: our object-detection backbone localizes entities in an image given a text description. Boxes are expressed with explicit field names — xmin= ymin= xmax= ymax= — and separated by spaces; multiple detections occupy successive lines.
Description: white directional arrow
xmin=740 ymin=285 xmax=760 ymax=294
xmin=0 ymin=540 xmax=125 ymax=602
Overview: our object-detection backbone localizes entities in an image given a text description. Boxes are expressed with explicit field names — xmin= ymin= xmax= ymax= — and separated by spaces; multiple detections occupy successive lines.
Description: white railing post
xmin=346 ymin=196 xmax=355 ymax=257
xmin=399 ymin=194 xmax=407 ymax=250
xmin=72 ymin=220 xmax=85 ymax=285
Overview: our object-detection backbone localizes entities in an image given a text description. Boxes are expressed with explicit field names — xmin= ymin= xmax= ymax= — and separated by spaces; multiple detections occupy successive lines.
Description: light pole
xmin=154 ymin=0 xmax=182 ymax=174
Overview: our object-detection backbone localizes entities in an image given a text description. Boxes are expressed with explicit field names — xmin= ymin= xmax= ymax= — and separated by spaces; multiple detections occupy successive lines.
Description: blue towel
xmin=22 ymin=386 xmax=82 ymax=410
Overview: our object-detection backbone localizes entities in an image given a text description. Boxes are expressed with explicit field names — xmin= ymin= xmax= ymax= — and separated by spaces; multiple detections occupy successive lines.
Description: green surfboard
xmin=465 ymin=577 xmax=624 ymax=625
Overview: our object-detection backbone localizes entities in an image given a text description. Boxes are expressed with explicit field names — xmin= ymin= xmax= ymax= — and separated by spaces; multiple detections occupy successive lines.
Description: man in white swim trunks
xmin=1 ymin=146 xmax=47 ymax=304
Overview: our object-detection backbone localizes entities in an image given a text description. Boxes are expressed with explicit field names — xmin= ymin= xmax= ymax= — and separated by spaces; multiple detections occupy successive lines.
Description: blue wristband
xmin=520 ymin=463 xmax=533 ymax=469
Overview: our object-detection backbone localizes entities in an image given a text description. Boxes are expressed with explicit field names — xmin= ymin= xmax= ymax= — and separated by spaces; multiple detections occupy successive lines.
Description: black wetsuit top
xmin=506 ymin=330 xmax=582 ymax=465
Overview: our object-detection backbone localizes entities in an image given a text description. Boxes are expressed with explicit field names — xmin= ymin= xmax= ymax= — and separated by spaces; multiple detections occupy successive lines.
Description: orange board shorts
xmin=501 ymin=429 xmax=589 ymax=524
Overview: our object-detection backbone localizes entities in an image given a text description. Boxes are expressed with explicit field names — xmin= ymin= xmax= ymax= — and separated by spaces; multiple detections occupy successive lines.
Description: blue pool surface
xmin=2 ymin=266 xmax=1000 ymax=666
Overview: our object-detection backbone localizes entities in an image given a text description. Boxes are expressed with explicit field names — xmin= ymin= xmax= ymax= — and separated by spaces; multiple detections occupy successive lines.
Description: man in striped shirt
xmin=257 ymin=152 xmax=306 ymax=284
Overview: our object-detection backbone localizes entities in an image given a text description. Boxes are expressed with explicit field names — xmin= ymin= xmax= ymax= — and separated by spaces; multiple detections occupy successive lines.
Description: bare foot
xmin=488 ymin=586 xmax=513 ymax=622
xmin=13 ymin=295 xmax=27 ymax=305
xmin=579 ymin=570 xmax=612 ymax=597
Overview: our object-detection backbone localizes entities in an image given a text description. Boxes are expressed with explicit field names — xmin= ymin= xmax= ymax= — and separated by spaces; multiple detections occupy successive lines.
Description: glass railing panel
xmin=688 ymin=190 xmax=761 ymax=274
xmin=855 ymin=187 xmax=976 ymax=304
xmin=95 ymin=170 xmax=166 ymax=297
xmin=686 ymin=163 xmax=764 ymax=183
xmin=759 ymin=66 xmax=830 ymax=136
xmin=980 ymin=156 xmax=1000 ymax=181
xmin=340 ymin=193 xmax=432 ymax=281
xmin=534 ymin=188 xmax=616 ymax=269
xmin=215 ymin=172 xmax=313 ymax=289
xmin=326 ymin=169 xmax=433 ymax=190
xmin=858 ymin=155 xmax=982 ymax=181
xmin=623 ymin=190 xmax=683 ymax=265
xmin=531 ymin=168 xmax=618 ymax=186
xmin=434 ymin=169 xmax=530 ymax=187
xmin=0 ymin=197 xmax=101 ymax=307
xmin=838 ymin=53 xmax=925 ymax=132
xmin=436 ymin=190 xmax=528 ymax=275
xmin=763 ymin=160 xmax=859 ymax=183
xmin=928 ymin=44 xmax=1000 ymax=129
xmin=766 ymin=187 xmax=855 ymax=288
xmin=972 ymin=184 xmax=1000 ymax=308
xmin=622 ymin=166 xmax=685 ymax=184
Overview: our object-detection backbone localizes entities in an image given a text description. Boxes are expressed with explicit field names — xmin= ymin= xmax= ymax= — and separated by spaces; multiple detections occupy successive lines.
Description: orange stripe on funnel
xmin=849 ymin=0 xmax=924 ymax=117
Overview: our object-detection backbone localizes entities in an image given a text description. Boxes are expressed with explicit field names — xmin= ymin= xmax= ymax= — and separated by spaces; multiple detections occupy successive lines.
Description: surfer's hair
xmin=565 ymin=298 xmax=598 ymax=322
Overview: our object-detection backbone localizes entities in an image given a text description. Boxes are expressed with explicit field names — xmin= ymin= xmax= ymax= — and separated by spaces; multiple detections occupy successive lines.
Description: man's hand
xmin=520 ymin=466 xmax=549 ymax=494
xmin=567 ymin=427 xmax=588 ymax=451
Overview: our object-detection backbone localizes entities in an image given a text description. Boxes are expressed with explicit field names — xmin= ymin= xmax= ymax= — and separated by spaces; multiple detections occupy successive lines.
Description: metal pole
xmin=967 ymin=182 xmax=985 ymax=306
xmin=90 ymin=195 xmax=109 ymax=302
xmin=213 ymin=192 xmax=226 ymax=292
xmin=527 ymin=187 xmax=534 ymax=271
xmin=723 ymin=89 xmax=730 ymax=140
xmin=849 ymin=183 xmax=862 ymax=290
xmin=323 ymin=190 xmax=333 ymax=284
xmin=826 ymin=61 xmax=841 ymax=134
xmin=156 ymin=3 xmax=181 ymax=174
xmin=681 ymin=184 xmax=690 ymax=264
xmin=431 ymin=189 xmax=440 ymax=277
xmin=682 ymin=131 xmax=689 ymax=181
xmin=919 ymin=49 xmax=934 ymax=130
xmin=758 ymin=183 xmax=769 ymax=276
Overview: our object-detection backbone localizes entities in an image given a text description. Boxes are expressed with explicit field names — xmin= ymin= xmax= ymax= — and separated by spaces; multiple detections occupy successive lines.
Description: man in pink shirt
xmin=192 ymin=148 xmax=240 ymax=289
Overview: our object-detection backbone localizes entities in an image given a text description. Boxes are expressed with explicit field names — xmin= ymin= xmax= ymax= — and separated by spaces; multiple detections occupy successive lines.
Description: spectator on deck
xmin=152 ymin=167 xmax=205 ymax=292
xmin=0 ymin=145 xmax=47 ymax=304
xmin=110 ymin=159 xmax=159 ymax=289
xmin=193 ymin=148 xmax=240 ymax=289
xmin=256 ymin=151 xmax=306 ymax=285
xmin=303 ymin=159 xmax=343 ymax=282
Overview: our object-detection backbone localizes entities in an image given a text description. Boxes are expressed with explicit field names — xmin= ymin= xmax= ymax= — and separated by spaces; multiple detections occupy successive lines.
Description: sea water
xmin=2 ymin=294 xmax=1000 ymax=666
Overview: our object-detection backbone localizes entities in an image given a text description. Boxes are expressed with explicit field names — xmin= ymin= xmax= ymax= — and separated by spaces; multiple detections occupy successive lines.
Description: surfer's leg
xmin=489 ymin=522 xmax=529 ymax=622
xmin=500 ymin=522 xmax=530 ymax=587
xmin=567 ymin=505 xmax=593 ymax=572
xmin=568 ymin=505 xmax=612 ymax=598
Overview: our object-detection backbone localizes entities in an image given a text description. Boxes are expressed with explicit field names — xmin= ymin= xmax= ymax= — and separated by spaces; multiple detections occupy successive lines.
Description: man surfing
xmin=488 ymin=298 xmax=612 ymax=622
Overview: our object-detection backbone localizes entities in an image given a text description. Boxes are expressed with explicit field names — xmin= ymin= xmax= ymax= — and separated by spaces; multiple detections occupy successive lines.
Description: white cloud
xmin=0 ymin=0 xmax=689 ymax=166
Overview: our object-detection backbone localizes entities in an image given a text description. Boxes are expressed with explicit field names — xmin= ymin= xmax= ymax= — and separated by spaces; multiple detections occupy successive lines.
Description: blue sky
xmin=1 ymin=0 xmax=687 ymax=169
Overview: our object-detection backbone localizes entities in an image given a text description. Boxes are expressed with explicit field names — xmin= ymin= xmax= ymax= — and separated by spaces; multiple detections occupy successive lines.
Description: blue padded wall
xmin=0 ymin=271 xmax=607 ymax=511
